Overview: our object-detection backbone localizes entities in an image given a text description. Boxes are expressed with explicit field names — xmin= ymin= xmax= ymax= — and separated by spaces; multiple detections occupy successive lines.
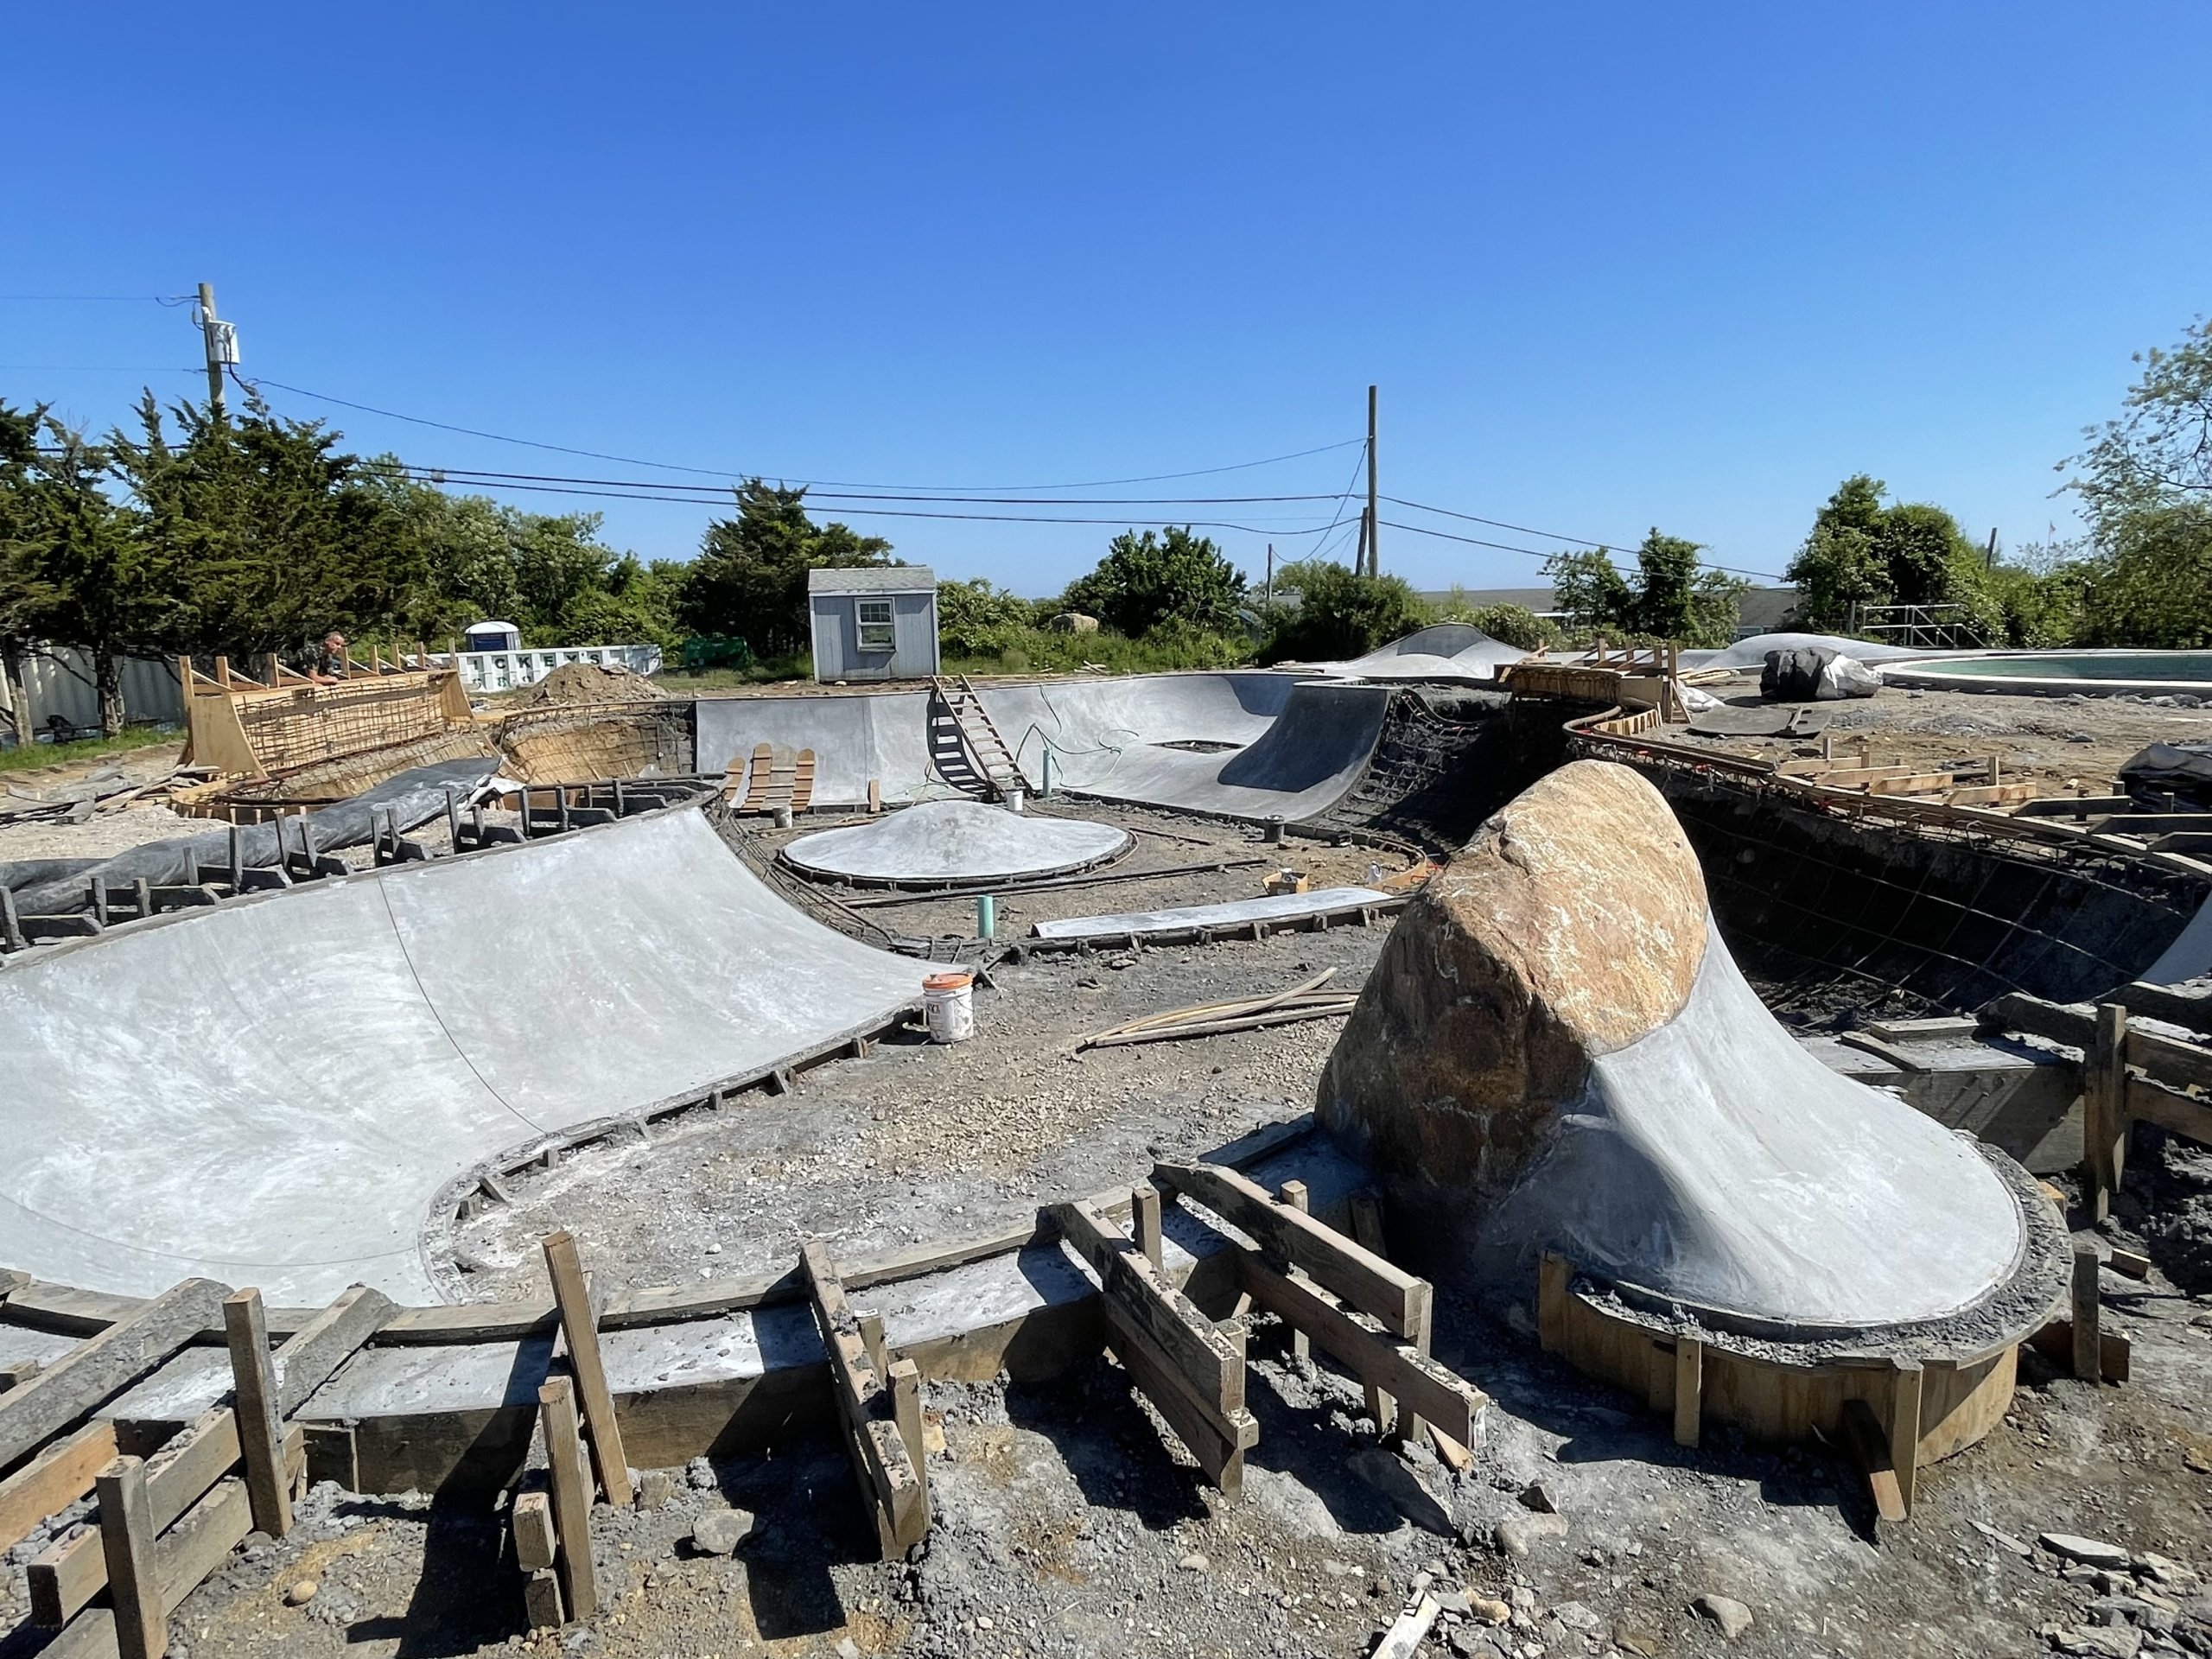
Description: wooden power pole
xmin=197 ymin=283 xmax=238 ymax=417
xmin=1364 ymin=385 xmax=1380 ymax=577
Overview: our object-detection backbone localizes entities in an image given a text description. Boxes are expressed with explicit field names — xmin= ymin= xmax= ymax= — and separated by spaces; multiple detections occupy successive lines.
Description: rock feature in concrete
xmin=1318 ymin=759 xmax=2028 ymax=1330
xmin=782 ymin=799 xmax=1131 ymax=886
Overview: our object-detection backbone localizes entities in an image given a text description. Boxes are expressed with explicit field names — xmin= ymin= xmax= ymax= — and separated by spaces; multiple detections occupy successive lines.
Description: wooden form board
xmin=179 ymin=656 xmax=476 ymax=782
xmin=1055 ymin=1199 xmax=1255 ymax=1495
xmin=800 ymin=1241 xmax=930 ymax=1556
xmin=537 ymin=1378 xmax=598 ymax=1624
xmin=0 ymin=1278 xmax=227 ymax=1470
xmin=1150 ymin=1162 xmax=1430 ymax=1338
xmin=1535 ymin=1253 xmax=2012 ymax=1515
xmin=540 ymin=1232 xmax=634 ymax=1509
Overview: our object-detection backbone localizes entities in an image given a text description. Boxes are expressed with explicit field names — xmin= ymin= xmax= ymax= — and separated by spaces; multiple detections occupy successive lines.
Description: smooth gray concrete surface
xmin=1682 ymin=632 xmax=1932 ymax=670
xmin=1032 ymin=886 xmax=1395 ymax=941
xmin=696 ymin=672 xmax=1396 ymax=823
xmin=782 ymin=800 xmax=1132 ymax=885
xmin=1310 ymin=623 xmax=1525 ymax=683
xmin=1802 ymin=1033 xmax=2079 ymax=1173
xmin=0 ymin=809 xmax=927 ymax=1306
xmin=1480 ymin=912 xmax=2025 ymax=1328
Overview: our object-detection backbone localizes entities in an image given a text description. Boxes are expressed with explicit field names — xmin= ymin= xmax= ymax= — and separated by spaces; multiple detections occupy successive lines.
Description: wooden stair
xmin=929 ymin=677 xmax=1028 ymax=800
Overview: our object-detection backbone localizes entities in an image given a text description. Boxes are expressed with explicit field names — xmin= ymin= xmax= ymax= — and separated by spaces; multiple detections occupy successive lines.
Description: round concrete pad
xmin=783 ymin=800 xmax=1131 ymax=887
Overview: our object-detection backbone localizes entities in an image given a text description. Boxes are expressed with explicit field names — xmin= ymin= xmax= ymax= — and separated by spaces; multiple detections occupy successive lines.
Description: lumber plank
xmin=2027 ymin=1319 xmax=2131 ymax=1383
xmin=1130 ymin=1183 xmax=1164 ymax=1272
xmin=1275 ymin=1183 xmax=1313 ymax=1363
xmin=271 ymin=1285 xmax=396 ymax=1418
xmin=1674 ymin=1338 xmax=1701 ymax=1450
xmin=2073 ymin=1243 xmax=2102 ymax=1382
xmin=2087 ymin=1006 xmax=2129 ymax=1223
xmin=32 ymin=1425 xmax=300 ymax=1628
xmin=537 ymin=1378 xmax=599 ymax=1623
xmin=540 ymin=1232 xmax=634 ymax=1509
xmin=0 ymin=1421 xmax=118 ymax=1554
xmin=41 ymin=1476 xmax=258 ymax=1659
xmin=523 ymin=1566 xmax=564 ymax=1630
xmin=1150 ymin=1161 xmax=1427 ymax=1338
xmin=800 ymin=1242 xmax=929 ymax=1555
xmin=1233 ymin=1254 xmax=1484 ymax=1446
xmin=1890 ymin=1361 xmax=1923 ymax=1516
xmin=2126 ymin=1073 xmax=2212 ymax=1147
xmin=221 ymin=1291 xmax=290 ymax=1539
xmin=0 ymin=1279 xmax=229 ymax=1469
xmin=1375 ymin=1594 xmax=1442 ymax=1659
xmin=2113 ymin=981 xmax=2212 ymax=1038
xmin=1099 ymin=1297 xmax=1257 ymax=1494
xmin=95 ymin=1457 xmax=162 ymax=1659
xmin=1840 ymin=1399 xmax=1906 ymax=1524
xmin=1057 ymin=1201 xmax=1243 ymax=1416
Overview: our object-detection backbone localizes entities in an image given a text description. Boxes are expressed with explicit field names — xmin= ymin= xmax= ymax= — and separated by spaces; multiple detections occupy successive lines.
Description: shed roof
xmin=808 ymin=565 xmax=936 ymax=597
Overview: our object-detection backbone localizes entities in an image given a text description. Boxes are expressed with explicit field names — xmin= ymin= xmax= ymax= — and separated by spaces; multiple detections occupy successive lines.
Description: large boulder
xmin=1318 ymin=759 xmax=2031 ymax=1330
xmin=1318 ymin=760 xmax=1707 ymax=1197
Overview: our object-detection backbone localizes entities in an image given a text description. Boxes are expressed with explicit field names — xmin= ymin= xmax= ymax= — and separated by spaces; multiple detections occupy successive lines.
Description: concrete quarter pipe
xmin=0 ymin=808 xmax=927 ymax=1305
xmin=696 ymin=672 xmax=1396 ymax=823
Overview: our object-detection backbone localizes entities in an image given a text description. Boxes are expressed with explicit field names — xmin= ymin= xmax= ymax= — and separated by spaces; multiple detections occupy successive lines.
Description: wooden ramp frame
xmin=802 ymin=1241 xmax=930 ymax=1556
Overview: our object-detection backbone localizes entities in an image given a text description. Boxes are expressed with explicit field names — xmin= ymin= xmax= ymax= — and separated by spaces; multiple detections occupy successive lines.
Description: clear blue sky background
xmin=3 ymin=3 xmax=2207 ymax=595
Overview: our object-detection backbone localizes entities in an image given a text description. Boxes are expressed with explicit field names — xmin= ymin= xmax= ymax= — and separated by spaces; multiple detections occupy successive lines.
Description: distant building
xmin=809 ymin=566 xmax=941 ymax=683
xmin=1423 ymin=584 xmax=1800 ymax=640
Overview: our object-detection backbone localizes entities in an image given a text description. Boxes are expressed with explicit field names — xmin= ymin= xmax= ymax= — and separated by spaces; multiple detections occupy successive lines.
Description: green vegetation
xmin=1433 ymin=596 xmax=1557 ymax=651
xmin=1061 ymin=527 xmax=1248 ymax=639
xmin=1260 ymin=559 xmax=1430 ymax=662
xmin=0 ymin=722 xmax=177 ymax=773
xmin=677 ymin=480 xmax=894 ymax=657
xmin=1541 ymin=531 xmax=1746 ymax=649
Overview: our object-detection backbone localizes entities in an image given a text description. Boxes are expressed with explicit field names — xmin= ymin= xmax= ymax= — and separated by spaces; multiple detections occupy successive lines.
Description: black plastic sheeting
xmin=2120 ymin=742 xmax=2212 ymax=812
xmin=0 ymin=759 xmax=499 ymax=917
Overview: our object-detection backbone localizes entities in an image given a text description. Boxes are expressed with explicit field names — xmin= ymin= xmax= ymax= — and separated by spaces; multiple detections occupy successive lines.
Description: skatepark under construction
xmin=6 ymin=636 xmax=2212 ymax=1651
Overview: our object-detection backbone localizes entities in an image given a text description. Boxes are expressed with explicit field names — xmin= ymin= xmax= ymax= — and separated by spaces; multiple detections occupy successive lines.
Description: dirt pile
xmin=506 ymin=662 xmax=667 ymax=709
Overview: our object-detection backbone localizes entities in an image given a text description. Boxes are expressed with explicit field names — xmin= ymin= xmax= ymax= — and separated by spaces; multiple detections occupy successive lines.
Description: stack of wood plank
xmin=1077 ymin=969 xmax=1358 ymax=1052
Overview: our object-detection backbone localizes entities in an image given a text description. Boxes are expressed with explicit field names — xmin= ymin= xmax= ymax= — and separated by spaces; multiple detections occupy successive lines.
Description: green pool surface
xmin=1908 ymin=652 xmax=2212 ymax=683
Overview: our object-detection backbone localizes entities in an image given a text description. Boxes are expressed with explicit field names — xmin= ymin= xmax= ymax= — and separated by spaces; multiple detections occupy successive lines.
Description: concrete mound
xmin=1318 ymin=759 xmax=2030 ymax=1332
xmin=782 ymin=800 xmax=1131 ymax=886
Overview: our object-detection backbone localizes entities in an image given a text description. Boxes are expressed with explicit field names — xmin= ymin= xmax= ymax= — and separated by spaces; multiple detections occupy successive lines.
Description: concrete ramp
xmin=0 ymin=809 xmax=926 ymax=1305
xmin=696 ymin=673 xmax=1395 ymax=823
xmin=1313 ymin=624 xmax=1525 ymax=683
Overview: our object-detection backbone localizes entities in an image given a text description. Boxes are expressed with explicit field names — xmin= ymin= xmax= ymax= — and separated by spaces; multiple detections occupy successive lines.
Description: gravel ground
xmin=0 ymin=743 xmax=200 ymax=861
xmin=1675 ymin=677 xmax=2211 ymax=795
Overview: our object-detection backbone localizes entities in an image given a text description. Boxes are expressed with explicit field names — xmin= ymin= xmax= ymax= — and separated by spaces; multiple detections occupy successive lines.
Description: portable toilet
xmin=461 ymin=620 xmax=522 ymax=653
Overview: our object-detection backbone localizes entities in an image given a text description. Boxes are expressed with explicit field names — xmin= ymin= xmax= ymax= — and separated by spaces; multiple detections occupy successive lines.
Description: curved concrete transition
xmin=1685 ymin=631 xmax=1932 ymax=671
xmin=698 ymin=673 xmax=1396 ymax=822
xmin=782 ymin=799 xmax=1132 ymax=886
xmin=0 ymin=808 xmax=927 ymax=1306
xmin=1318 ymin=760 xmax=2033 ymax=1333
xmin=1313 ymin=623 xmax=1526 ymax=683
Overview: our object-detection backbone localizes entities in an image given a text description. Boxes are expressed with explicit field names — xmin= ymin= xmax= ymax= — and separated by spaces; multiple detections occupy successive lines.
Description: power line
xmin=0 ymin=294 xmax=197 ymax=304
xmin=1382 ymin=494 xmax=1628 ymax=550
xmin=373 ymin=461 xmax=1352 ymax=509
xmin=246 ymin=374 xmax=1364 ymax=494
xmin=1377 ymin=518 xmax=1786 ymax=583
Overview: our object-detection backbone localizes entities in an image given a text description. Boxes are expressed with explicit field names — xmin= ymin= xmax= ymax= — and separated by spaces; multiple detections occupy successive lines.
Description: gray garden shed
xmin=807 ymin=565 xmax=940 ymax=683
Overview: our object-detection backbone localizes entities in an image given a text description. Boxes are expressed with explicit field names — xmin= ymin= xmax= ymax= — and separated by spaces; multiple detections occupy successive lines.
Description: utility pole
xmin=1986 ymin=527 xmax=1999 ymax=569
xmin=1263 ymin=543 xmax=1274 ymax=608
xmin=196 ymin=283 xmax=239 ymax=417
xmin=1364 ymin=384 xmax=1380 ymax=577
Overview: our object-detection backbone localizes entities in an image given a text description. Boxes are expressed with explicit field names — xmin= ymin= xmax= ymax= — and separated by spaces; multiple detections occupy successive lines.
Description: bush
xmin=1438 ymin=599 xmax=1555 ymax=651
xmin=1262 ymin=561 xmax=1433 ymax=662
xmin=935 ymin=576 xmax=1032 ymax=657
xmin=1061 ymin=528 xmax=1247 ymax=638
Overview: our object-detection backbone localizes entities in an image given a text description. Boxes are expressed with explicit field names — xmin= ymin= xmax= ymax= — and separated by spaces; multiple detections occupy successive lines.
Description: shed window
xmin=855 ymin=599 xmax=896 ymax=652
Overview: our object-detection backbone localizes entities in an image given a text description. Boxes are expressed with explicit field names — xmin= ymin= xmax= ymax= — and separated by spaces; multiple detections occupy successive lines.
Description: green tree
xmin=1449 ymin=601 xmax=1555 ymax=651
xmin=1784 ymin=476 xmax=1999 ymax=639
xmin=1061 ymin=527 xmax=1246 ymax=639
xmin=677 ymin=481 xmax=893 ymax=658
xmin=0 ymin=402 xmax=51 ymax=745
xmin=935 ymin=576 xmax=1032 ymax=657
xmin=16 ymin=419 xmax=157 ymax=734
xmin=1543 ymin=547 xmax=1633 ymax=634
xmin=2068 ymin=315 xmax=2212 ymax=537
xmin=1624 ymin=530 xmax=1747 ymax=646
xmin=1264 ymin=559 xmax=1432 ymax=661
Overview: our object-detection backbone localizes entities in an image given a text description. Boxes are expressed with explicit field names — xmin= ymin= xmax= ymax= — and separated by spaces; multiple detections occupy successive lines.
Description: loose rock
xmin=690 ymin=1508 xmax=755 ymax=1556
xmin=2042 ymin=1534 xmax=2133 ymax=1570
xmin=283 ymin=1580 xmax=317 ymax=1606
xmin=1694 ymin=1592 xmax=1753 ymax=1638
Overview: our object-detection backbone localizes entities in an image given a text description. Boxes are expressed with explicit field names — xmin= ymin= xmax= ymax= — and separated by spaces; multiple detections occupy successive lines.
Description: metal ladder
xmin=928 ymin=676 xmax=1029 ymax=800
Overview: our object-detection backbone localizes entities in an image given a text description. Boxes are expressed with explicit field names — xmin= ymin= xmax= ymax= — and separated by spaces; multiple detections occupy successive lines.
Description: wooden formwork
xmin=179 ymin=652 xmax=479 ymax=784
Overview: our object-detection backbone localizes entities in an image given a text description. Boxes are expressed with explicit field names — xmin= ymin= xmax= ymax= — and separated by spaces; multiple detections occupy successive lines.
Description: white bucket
xmin=923 ymin=971 xmax=975 ymax=1044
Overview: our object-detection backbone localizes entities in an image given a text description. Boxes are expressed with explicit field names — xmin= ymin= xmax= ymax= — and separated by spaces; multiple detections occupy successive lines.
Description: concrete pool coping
xmin=1884 ymin=650 xmax=2212 ymax=699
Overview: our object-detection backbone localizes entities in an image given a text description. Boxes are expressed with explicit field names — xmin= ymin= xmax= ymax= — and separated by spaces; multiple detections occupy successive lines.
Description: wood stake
xmin=537 ymin=1378 xmax=598 ymax=1621
xmin=513 ymin=1490 xmax=556 ymax=1571
xmin=96 ymin=1456 xmax=164 ymax=1659
xmin=2085 ymin=1003 xmax=2130 ymax=1223
xmin=221 ymin=1290 xmax=291 ymax=1538
xmin=1277 ymin=1181 xmax=1313 ymax=1363
xmin=1673 ymin=1338 xmax=1702 ymax=1449
xmin=1889 ymin=1360 xmax=1923 ymax=1515
xmin=2073 ymin=1243 xmax=2102 ymax=1382
xmin=1131 ymin=1182 xmax=1163 ymax=1272
xmin=540 ymin=1231 xmax=634 ymax=1507
xmin=1349 ymin=1194 xmax=1395 ymax=1435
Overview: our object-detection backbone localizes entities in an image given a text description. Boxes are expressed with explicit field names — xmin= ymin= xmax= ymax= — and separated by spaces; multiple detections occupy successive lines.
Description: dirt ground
xmin=1674 ymin=677 xmax=2210 ymax=797
xmin=0 ymin=742 xmax=200 ymax=862
xmin=447 ymin=802 xmax=1403 ymax=1300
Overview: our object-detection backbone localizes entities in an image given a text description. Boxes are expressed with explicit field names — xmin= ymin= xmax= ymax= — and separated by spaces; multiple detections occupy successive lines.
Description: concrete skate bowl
xmin=698 ymin=673 xmax=1402 ymax=826
xmin=1610 ymin=749 xmax=2212 ymax=1020
xmin=0 ymin=801 xmax=930 ymax=1307
xmin=780 ymin=798 xmax=1134 ymax=887
xmin=1882 ymin=650 xmax=2212 ymax=699
xmin=1319 ymin=760 xmax=2069 ymax=1459
xmin=1304 ymin=622 xmax=1526 ymax=683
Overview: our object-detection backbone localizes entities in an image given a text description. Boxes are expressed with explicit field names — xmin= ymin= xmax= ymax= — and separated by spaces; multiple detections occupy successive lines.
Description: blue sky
xmin=3 ymin=3 xmax=2206 ymax=595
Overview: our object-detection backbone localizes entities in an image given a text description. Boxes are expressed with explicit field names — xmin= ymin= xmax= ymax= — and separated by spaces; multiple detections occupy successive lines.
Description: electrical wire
xmin=245 ymin=373 xmax=1364 ymax=494
xmin=1377 ymin=518 xmax=1786 ymax=583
